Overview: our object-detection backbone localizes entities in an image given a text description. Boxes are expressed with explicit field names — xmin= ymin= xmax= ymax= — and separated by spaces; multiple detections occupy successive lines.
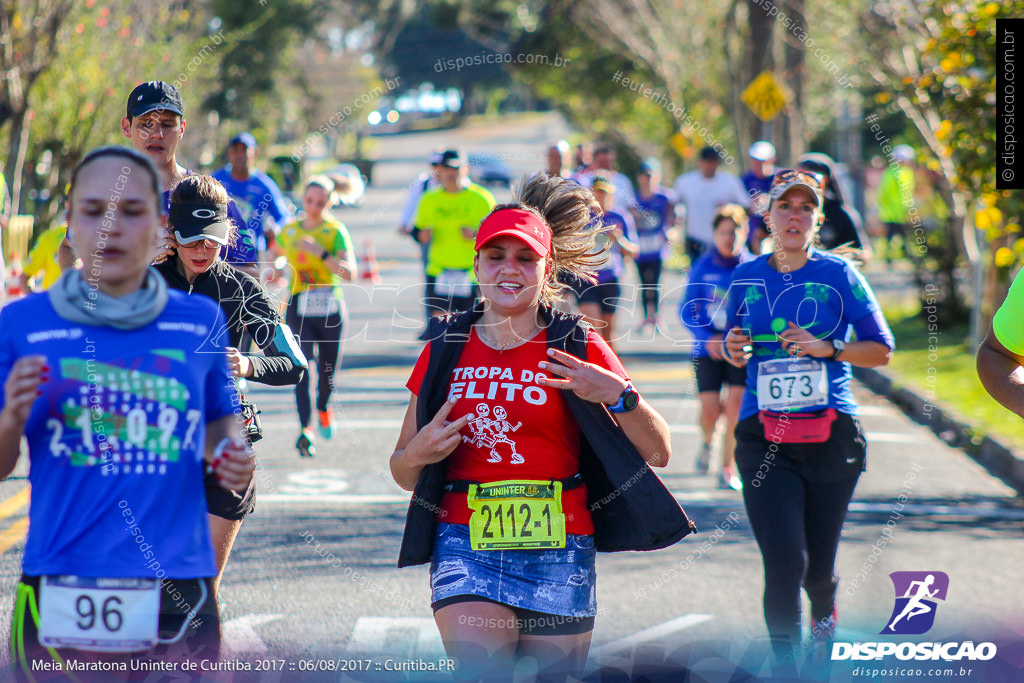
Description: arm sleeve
xmin=839 ymin=262 xmax=893 ymax=350
xmin=678 ymin=263 xmax=716 ymax=343
xmin=851 ymin=309 xmax=895 ymax=351
xmin=204 ymin=308 xmax=240 ymax=421
xmin=993 ymin=268 xmax=1024 ymax=354
xmin=238 ymin=276 xmax=305 ymax=386
xmin=405 ymin=345 xmax=432 ymax=395
xmin=621 ymin=212 xmax=638 ymax=242
xmin=585 ymin=329 xmax=629 ymax=380
xmin=724 ymin=274 xmax=746 ymax=333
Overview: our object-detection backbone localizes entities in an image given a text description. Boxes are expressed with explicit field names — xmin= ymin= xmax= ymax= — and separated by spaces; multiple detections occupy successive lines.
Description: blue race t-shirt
xmin=680 ymin=249 xmax=743 ymax=358
xmin=163 ymin=172 xmax=257 ymax=265
xmin=725 ymin=249 xmax=894 ymax=420
xmin=595 ymin=210 xmax=636 ymax=283
xmin=0 ymin=291 xmax=238 ymax=578
xmin=633 ymin=190 xmax=673 ymax=263
xmin=212 ymin=167 xmax=290 ymax=253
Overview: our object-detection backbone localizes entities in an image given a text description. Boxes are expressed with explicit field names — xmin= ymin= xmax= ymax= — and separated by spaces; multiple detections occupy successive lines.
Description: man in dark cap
xmin=121 ymin=81 xmax=257 ymax=276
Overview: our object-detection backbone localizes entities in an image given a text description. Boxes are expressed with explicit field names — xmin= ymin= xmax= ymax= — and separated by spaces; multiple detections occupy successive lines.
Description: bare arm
xmin=324 ymin=249 xmax=357 ymax=281
xmin=976 ymin=328 xmax=1024 ymax=418
xmin=204 ymin=414 xmax=254 ymax=491
xmin=537 ymin=349 xmax=672 ymax=467
xmin=389 ymin=395 xmax=473 ymax=491
xmin=0 ymin=356 xmax=48 ymax=479
xmin=610 ymin=397 xmax=672 ymax=467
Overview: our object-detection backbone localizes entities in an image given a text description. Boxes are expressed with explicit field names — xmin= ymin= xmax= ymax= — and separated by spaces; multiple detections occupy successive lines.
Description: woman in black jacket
xmin=155 ymin=174 xmax=306 ymax=598
xmin=390 ymin=174 xmax=693 ymax=681
xmin=798 ymin=154 xmax=873 ymax=261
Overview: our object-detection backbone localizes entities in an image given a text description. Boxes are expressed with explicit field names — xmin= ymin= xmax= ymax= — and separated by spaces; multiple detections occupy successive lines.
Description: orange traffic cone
xmin=361 ymin=239 xmax=381 ymax=282
xmin=6 ymin=257 xmax=23 ymax=298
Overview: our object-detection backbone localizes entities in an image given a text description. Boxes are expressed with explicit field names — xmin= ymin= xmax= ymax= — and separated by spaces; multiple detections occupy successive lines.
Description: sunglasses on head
xmin=771 ymin=168 xmax=825 ymax=189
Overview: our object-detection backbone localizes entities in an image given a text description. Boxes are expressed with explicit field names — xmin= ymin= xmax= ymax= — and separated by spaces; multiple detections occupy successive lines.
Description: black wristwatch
xmin=607 ymin=382 xmax=640 ymax=413
xmin=320 ymin=249 xmax=332 ymax=261
xmin=830 ymin=339 xmax=846 ymax=360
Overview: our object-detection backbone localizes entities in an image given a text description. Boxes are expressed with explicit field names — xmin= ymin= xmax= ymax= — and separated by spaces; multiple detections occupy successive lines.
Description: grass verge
xmin=882 ymin=305 xmax=1024 ymax=453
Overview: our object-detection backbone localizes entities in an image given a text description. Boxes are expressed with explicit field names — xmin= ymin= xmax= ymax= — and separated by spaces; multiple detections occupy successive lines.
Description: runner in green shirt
xmin=978 ymin=268 xmax=1024 ymax=416
xmin=414 ymin=150 xmax=495 ymax=324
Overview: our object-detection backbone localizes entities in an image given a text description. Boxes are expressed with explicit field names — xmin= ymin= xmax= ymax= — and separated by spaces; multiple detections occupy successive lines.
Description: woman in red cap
xmin=390 ymin=174 xmax=694 ymax=680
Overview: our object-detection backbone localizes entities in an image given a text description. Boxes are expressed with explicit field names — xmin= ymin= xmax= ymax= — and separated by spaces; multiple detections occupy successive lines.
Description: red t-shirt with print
xmin=406 ymin=327 xmax=630 ymax=536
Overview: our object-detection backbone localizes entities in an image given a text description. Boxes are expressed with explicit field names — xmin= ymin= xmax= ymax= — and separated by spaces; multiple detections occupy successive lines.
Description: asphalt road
xmin=0 ymin=113 xmax=1021 ymax=682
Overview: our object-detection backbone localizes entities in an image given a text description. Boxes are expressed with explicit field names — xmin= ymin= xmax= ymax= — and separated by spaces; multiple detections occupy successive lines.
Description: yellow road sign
xmin=742 ymin=71 xmax=789 ymax=121
xmin=670 ymin=132 xmax=690 ymax=159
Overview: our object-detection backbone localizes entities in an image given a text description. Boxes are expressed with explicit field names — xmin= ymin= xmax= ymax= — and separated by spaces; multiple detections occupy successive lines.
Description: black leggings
xmin=286 ymin=297 xmax=345 ymax=429
xmin=635 ymin=259 xmax=663 ymax=319
xmin=739 ymin=467 xmax=859 ymax=656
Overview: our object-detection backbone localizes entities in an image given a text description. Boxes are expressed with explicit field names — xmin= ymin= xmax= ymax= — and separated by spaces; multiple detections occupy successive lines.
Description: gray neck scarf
xmin=48 ymin=268 xmax=169 ymax=330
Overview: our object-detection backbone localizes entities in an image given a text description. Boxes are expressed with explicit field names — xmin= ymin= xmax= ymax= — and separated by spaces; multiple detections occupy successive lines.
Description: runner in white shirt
xmin=673 ymin=146 xmax=750 ymax=265
xmin=571 ymin=144 xmax=635 ymax=213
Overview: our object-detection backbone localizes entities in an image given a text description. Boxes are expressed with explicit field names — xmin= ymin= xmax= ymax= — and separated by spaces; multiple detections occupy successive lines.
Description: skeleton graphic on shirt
xmin=464 ymin=403 xmax=523 ymax=464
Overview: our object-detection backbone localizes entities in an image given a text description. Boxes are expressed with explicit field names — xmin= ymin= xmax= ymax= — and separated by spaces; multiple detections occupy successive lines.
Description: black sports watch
xmin=608 ymin=382 xmax=640 ymax=413
xmin=830 ymin=339 xmax=846 ymax=360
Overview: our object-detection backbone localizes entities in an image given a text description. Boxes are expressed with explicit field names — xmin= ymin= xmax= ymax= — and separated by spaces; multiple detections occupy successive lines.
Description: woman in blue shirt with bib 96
xmin=0 ymin=147 xmax=255 ymax=678
xmin=724 ymin=169 xmax=894 ymax=663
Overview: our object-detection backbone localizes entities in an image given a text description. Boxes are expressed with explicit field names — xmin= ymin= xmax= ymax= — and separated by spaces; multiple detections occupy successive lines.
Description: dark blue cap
xmin=229 ymin=132 xmax=258 ymax=149
xmin=127 ymin=81 xmax=183 ymax=118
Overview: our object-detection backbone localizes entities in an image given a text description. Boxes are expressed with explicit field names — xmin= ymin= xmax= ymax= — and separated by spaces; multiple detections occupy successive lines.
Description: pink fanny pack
xmin=758 ymin=408 xmax=837 ymax=444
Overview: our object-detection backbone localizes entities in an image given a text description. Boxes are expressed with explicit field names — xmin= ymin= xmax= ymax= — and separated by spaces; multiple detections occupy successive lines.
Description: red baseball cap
xmin=475 ymin=208 xmax=552 ymax=258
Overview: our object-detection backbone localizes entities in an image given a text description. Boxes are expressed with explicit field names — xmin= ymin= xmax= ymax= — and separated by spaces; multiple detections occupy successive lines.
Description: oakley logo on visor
xmin=191 ymin=208 xmax=217 ymax=219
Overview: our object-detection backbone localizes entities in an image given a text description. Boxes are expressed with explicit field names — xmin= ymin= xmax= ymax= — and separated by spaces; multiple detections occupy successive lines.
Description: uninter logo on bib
xmin=881 ymin=571 xmax=949 ymax=635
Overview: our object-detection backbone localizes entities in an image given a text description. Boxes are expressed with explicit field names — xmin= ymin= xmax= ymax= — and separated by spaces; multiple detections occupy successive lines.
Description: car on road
xmin=468 ymin=152 xmax=512 ymax=187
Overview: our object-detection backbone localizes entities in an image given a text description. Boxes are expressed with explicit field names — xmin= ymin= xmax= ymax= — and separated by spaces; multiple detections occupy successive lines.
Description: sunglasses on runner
xmin=177 ymin=238 xmax=222 ymax=250
xmin=768 ymin=169 xmax=825 ymax=204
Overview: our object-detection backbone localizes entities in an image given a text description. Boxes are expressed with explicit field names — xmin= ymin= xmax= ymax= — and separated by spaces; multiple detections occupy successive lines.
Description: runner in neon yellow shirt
xmin=414 ymin=150 xmax=495 ymax=319
xmin=276 ymin=175 xmax=357 ymax=457
xmin=979 ymin=268 xmax=1024 ymax=417
xmin=21 ymin=223 xmax=72 ymax=291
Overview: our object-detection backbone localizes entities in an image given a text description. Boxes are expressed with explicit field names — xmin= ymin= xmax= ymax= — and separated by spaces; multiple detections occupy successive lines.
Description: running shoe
xmin=719 ymin=466 xmax=742 ymax=490
xmin=296 ymin=429 xmax=317 ymax=458
xmin=318 ymin=408 xmax=335 ymax=440
xmin=695 ymin=443 xmax=712 ymax=474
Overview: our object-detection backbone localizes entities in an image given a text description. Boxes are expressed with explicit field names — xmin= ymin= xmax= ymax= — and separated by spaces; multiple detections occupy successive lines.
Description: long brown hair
xmin=493 ymin=173 xmax=607 ymax=305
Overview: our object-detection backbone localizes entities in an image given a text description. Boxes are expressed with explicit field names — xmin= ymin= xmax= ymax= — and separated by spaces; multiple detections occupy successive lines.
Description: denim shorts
xmin=429 ymin=522 xmax=597 ymax=618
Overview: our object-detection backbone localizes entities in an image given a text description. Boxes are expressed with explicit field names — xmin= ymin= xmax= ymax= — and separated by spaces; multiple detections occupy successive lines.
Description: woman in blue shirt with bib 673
xmin=724 ymin=169 xmax=894 ymax=662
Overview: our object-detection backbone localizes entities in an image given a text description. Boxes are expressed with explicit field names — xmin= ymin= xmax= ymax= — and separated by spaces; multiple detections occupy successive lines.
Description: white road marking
xmin=222 ymin=613 xmax=283 ymax=654
xmin=345 ymin=616 xmax=445 ymax=660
